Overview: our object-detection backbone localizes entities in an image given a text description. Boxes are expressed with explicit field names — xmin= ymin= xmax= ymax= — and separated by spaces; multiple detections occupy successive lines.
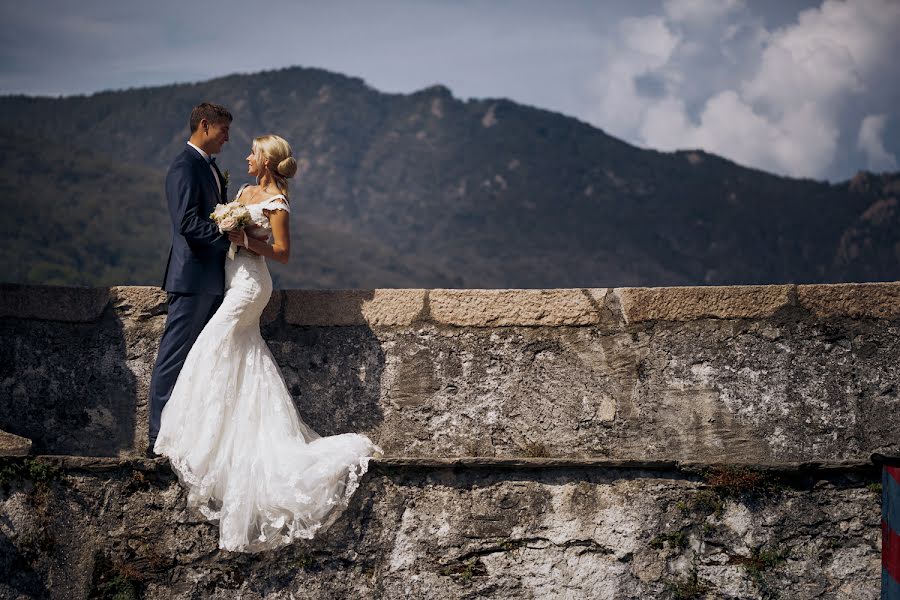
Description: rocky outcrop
xmin=0 ymin=283 xmax=897 ymax=598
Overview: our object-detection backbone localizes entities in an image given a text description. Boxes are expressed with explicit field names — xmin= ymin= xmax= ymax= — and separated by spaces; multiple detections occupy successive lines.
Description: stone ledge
xmin=0 ymin=430 xmax=32 ymax=456
xmin=375 ymin=457 xmax=878 ymax=474
xmin=4 ymin=283 xmax=900 ymax=325
xmin=428 ymin=289 xmax=608 ymax=327
xmin=0 ymin=283 xmax=109 ymax=322
xmin=283 ymin=289 xmax=426 ymax=326
xmin=615 ymin=284 xmax=794 ymax=323
xmin=22 ymin=455 xmax=883 ymax=475
xmin=798 ymin=281 xmax=900 ymax=319
xmin=378 ymin=457 xmax=678 ymax=469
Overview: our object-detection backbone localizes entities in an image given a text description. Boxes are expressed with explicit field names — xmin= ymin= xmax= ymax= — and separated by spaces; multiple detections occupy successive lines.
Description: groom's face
xmin=204 ymin=120 xmax=230 ymax=154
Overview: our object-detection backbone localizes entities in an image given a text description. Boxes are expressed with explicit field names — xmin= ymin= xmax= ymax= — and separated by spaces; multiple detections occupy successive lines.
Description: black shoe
xmin=144 ymin=445 xmax=160 ymax=459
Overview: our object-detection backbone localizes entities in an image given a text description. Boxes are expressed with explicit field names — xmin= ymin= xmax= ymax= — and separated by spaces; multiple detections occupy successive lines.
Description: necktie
xmin=209 ymin=156 xmax=224 ymax=198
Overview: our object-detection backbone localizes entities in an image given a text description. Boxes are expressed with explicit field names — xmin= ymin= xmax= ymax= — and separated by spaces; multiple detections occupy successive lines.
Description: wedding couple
xmin=147 ymin=102 xmax=381 ymax=553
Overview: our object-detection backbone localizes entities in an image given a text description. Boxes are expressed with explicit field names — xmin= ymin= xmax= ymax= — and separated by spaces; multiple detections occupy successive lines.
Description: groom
xmin=147 ymin=102 xmax=233 ymax=457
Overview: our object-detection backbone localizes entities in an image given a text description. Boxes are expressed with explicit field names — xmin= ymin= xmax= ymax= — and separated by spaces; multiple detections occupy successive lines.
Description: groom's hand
xmin=227 ymin=230 xmax=245 ymax=246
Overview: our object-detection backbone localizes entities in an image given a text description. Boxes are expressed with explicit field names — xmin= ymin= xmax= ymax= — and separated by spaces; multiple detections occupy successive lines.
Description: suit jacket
xmin=161 ymin=146 xmax=231 ymax=294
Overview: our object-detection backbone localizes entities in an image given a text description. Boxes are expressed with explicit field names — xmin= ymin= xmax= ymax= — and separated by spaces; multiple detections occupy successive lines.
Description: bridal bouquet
xmin=210 ymin=201 xmax=251 ymax=260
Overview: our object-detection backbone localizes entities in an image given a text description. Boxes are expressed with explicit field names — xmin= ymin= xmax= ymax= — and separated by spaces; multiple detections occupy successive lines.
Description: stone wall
xmin=1 ymin=282 xmax=897 ymax=599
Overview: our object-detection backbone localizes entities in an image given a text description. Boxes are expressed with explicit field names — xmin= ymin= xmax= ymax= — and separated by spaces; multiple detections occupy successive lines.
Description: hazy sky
xmin=1 ymin=0 xmax=898 ymax=181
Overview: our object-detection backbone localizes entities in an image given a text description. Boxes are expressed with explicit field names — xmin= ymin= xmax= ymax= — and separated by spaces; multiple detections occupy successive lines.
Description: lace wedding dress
xmin=155 ymin=188 xmax=381 ymax=553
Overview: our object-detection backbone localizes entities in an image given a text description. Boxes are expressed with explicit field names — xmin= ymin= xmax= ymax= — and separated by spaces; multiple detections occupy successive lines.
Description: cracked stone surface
xmin=0 ymin=460 xmax=881 ymax=599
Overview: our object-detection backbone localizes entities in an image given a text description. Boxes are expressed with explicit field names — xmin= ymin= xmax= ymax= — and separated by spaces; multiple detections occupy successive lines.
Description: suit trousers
xmin=148 ymin=292 xmax=223 ymax=446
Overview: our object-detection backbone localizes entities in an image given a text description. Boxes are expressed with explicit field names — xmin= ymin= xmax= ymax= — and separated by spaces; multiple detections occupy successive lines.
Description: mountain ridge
xmin=1 ymin=65 xmax=897 ymax=288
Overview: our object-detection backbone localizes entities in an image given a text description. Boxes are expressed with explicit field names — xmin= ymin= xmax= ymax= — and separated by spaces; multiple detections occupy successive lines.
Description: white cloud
xmin=587 ymin=16 xmax=681 ymax=144
xmin=640 ymin=91 xmax=839 ymax=176
xmin=857 ymin=114 xmax=898 ymax=171
xmin=620 ymin=16 xmax=681 ymax=63
xmin=590 ymin=0 xmax=900 ymax=180
xmin=663 ymin=0 xmax=743 ymax=25
xmin=742 ymin=0 xmax=898 ymax=110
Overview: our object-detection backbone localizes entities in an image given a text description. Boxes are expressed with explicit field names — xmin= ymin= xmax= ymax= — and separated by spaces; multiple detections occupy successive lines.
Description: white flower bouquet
xmin=210 ymin=201 xmax=252 ymax=260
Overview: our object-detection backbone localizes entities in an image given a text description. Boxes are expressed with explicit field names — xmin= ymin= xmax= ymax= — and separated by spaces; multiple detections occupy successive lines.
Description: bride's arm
xmin=227 ymin=209 xmax=290 ymax=264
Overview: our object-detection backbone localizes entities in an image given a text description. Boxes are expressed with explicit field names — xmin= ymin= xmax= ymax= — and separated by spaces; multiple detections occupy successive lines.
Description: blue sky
xmin=1 ymin=0 xmax=898 ymax=181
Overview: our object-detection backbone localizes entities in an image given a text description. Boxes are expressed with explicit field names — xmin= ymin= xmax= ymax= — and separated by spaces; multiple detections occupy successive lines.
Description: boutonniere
xmin=223 ymin=170 xmax=230 ymax=188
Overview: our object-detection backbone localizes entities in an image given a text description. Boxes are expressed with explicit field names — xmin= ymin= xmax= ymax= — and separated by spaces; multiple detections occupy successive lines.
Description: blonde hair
xmin=252 ymin=134 xmax=297 ymax=199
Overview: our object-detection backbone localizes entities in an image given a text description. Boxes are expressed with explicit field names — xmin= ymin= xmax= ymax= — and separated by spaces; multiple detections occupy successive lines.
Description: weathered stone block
xmin=0 ymin=429 xmax=31 ymax=456
xmin=616 ymin=284 xmax=793 ymax=322
xmin=110 ymin=286 xmax=167 ymax=321
xmin=0 ymin=283 xmax=109 ymax=322
xmin=283 ymin=289 xmax=425 ymax=326
xmin=798 ymin=281 xmax=900 ymax=319
xmin=428 ymin=288 xmax=608 ymax=327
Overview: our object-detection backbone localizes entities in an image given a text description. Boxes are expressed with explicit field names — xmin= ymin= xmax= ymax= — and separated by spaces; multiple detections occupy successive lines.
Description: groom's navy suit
xmin=148 ymin=145 xmax=230 ymax=447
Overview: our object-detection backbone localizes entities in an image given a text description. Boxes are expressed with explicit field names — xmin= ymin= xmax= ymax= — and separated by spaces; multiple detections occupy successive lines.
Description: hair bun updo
xmin=252 ymin=134 xmax=295 ymax=197
xmin=276 ymin=157 xmax=298 ymax=178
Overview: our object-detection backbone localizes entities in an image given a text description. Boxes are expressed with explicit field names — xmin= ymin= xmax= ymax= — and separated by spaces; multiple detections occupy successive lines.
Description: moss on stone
xmin=689 ymin=489 xmax=726 ymax=517
xmin=89 ymin=554 xmax=145 ymax=600
xmin=704 ymin=466 xmax=779 ymax=499
xmin=650 ymin=530 xmax=687 ymax=550
xmin=0 ymin=457 xmax=63 ymax=489
xmin=732 ymin=544 xmax=791 ymax=589
xmin=439 ymin=557 xmax=487 ymax=581
xmin=666 ymin=564 xmax=711 ymax=599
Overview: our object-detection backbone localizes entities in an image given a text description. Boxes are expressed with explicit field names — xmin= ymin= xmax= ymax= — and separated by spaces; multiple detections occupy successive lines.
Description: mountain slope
xmin=0 ymin=66 xmax=897 ymax=288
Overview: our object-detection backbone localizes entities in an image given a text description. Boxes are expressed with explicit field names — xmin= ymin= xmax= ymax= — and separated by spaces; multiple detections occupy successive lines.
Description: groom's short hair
xmin=189 ymin=103 xmax=233 ymax=133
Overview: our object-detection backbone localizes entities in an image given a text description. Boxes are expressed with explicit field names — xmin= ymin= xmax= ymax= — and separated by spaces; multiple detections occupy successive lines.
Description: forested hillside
xmin=1 ymin=66 xmax=897 ymax=288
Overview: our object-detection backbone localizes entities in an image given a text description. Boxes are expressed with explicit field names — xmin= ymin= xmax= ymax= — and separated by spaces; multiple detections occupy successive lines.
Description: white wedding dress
xmin=155 ymin=188 xmax=381 ymax=553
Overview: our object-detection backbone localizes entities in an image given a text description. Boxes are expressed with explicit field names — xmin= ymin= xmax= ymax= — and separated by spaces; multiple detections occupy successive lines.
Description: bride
xmin=154 ymin=134 xmax=381 ymax=553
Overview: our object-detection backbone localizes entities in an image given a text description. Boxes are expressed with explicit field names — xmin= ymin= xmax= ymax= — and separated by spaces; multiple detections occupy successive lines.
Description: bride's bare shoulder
xmin=236 ymin=184 xmax=260 ymax=202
